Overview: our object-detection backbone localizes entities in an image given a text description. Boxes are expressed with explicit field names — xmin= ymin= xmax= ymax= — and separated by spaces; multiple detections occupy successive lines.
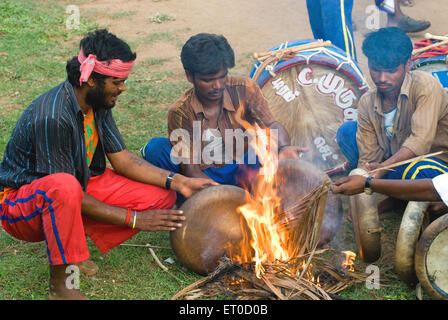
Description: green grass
xmin=0 ymin=0 xmax=425 ymax=301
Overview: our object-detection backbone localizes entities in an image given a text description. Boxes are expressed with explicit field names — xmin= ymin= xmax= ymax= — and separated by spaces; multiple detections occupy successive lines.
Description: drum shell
xmin=271 ymin=159 xmax=343 ymax=248
xmin=170 ymin=185 xmax=247 ymax=275
xmin=411 ymin=57 xmax=448 ymax=92
xmin=170 ymin=159 xmax=343 ymax=275
xmin=395 ymin=201 xmax=428 ymax=286
xmin=415 ymin=214 xmax=448 ymax=300
xmin=348 ymin=168 xmax=381 ymax=263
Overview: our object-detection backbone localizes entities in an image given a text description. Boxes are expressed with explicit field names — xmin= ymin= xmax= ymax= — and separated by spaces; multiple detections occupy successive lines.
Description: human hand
xmin=178 ymin=176 xmax=219 ymax=198
xmin=134 ymin=209 xmax=186 ymax=231
xmin=365 ymin=162 xmax=386 ymax=179
xmin=278 ymin=146 xmax=309 ymax=160
xmin=330 ymin=175 xmax=367 ymax=195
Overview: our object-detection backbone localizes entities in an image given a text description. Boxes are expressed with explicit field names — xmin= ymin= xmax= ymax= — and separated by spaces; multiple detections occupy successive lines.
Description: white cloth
xmin=432 ymin=172 xmax=448 ymax=206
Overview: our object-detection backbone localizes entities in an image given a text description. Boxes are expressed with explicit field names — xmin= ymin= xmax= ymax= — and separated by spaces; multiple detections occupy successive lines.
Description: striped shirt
xmin=0 ymin=80 xmax=126 ymax=191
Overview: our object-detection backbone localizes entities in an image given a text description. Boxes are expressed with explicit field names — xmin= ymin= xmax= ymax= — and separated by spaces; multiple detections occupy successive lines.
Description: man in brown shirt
xmin=336 ymin=27 xmax=448 ymax=185
xmin=141 ymin=33 xmax=303 ymax=193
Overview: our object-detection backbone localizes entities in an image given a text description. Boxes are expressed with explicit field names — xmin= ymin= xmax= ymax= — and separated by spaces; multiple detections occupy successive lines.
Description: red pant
xmin=0 ymin=169 xmax=176 ymax=265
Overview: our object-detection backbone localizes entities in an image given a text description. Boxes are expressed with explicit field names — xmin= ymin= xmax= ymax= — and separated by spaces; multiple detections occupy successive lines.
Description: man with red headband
xmin=0 ymin=29 xmax=217 ymax=300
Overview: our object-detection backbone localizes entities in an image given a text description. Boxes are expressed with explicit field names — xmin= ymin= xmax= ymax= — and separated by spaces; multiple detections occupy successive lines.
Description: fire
xmin=228 ymin=105 xmax=292 ymax=278
xmin=341 ymin=251 xmax=356 ymax=272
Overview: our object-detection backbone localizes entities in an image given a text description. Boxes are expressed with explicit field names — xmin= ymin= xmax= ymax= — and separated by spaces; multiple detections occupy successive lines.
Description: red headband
xmin=77 ymin=48 xmax=135 ymax=86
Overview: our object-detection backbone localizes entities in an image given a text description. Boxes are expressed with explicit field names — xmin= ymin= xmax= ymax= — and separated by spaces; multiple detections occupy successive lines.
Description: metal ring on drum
xmin=348 ymin=168 xmax=382 ymax=263
xmin=394 ymin=201 xmax=429 ymax=286
xmin=415 ymin=213 xmax=448 ymax=300
xmin=250 ymin=40 xmax=369 ymax=176
xmin=411 ymin=56 xmax=448 ymax=93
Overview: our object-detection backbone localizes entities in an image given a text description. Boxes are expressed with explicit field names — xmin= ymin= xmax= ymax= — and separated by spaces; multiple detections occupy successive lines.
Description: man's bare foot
xmin=49 ymin=264 xmax=88 ymax=300
xmin=76 ymin=260 xmax=99 ymax=277
xmin=428 ymin=201 xmax=448 ymax=221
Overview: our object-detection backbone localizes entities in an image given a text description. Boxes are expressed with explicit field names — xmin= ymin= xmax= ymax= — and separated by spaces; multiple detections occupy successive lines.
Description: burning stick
xmin=172 ymin=251 xmax=370 ymax=300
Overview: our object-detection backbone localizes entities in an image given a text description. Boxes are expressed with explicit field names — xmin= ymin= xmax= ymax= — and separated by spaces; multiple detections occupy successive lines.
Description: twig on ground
xmin=119 ymin=243 xmax=171 ymax=250
xmin=149 ymin=247 xmax=169 ymax=271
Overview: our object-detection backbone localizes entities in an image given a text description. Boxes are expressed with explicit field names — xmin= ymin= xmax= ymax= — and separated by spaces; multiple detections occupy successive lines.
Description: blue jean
xmin=336 ymin=121 xmax=448 ymax=179
xmin=306 ymin=0 xmax=357 ymax=61
xmin=141 ymin=137 xmax=262 ymax=204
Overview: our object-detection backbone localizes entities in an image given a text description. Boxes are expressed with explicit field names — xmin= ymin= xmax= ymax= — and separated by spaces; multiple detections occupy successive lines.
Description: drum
xmin=415 ymin=214 xmax=448 ymax=300
xmin=170 ymin=185 xmax=247 ymax=275
xmin=250 ymin=39 xmax=369 ymax=175
xmin=395 ymin=201 xmax=429 ymax=285
xmin=170 ymin=159 xmax=343 ymax=275
xmin=412 ymin=39 xmax=448 ymax=93
xmin=348 ymin=168 xmax=381 ymax=263
xmin=412 ymin=56 xmax=448 ymax=92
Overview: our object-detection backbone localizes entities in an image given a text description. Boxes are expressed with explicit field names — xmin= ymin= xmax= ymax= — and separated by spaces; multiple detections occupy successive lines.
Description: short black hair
xmin=362 ymin=27 xmax=413 ymax=69
xmin=66 ymin=29 xmax=136 ymax=88
xmin=180 ymin=33 xmax=235 ymax=76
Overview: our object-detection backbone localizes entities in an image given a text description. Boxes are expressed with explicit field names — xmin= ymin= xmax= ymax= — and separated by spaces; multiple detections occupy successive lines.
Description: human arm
xmin=268 ymin=121 xmax=308 ymax=159
xmin=330 ymin=174 xmax=441 ymax=201
xmin=81 ymin=192 xmax=185 ymax=231
xmin=107 ymin=149 xmax=218 ymax=198
xmin=366 ymin=146 xmax=415 ymax=178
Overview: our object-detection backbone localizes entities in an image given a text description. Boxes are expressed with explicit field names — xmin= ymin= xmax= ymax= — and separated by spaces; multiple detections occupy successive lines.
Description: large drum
xmin=250 ymin=40 xmax=369 ymax=175
xmin=412 ymin=39 xmax=448 ymax=93
xmin=415 ymin=214 xmax=448 ymax=300
xmin=170 ymin=159 xmax=343 ymax=275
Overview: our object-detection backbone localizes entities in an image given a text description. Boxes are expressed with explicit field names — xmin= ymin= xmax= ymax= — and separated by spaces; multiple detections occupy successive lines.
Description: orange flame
xmin=341 ymin=250 xmax=356 ymax=272
xmin=228 ymin=105 xmax=292 ymax=278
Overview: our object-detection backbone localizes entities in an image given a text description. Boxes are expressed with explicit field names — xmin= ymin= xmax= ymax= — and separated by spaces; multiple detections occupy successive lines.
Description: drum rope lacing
xmin=252 ymin=46 xmax=369 ymax=91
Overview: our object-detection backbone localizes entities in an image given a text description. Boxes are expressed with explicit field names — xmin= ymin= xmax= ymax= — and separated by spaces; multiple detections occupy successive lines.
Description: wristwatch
xmin=364 ymin=176 xmax=374 ymax=195
xmin=165 ymin=171 xmax=175 ymax=190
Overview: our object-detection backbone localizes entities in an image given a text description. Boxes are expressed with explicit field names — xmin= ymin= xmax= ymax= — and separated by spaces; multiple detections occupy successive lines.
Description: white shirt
xmin=432 ymin=172 xmax=448 ymax=206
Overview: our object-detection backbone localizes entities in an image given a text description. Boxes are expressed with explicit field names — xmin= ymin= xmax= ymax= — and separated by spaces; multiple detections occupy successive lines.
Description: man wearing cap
xmin=0 ymin=29 xmax=217 ymax=300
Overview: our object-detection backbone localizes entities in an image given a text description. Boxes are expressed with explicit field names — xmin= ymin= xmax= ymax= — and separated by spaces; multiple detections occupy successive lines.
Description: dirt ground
xmin=75 ymin=0 xmax=448 ymax=80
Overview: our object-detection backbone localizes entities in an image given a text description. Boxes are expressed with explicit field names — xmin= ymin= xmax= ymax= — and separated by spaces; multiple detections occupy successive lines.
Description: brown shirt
xmin=167 ymin=76 xmax=276 ymax=170
xmin=356 ymin=70 xmax=448 ymax=168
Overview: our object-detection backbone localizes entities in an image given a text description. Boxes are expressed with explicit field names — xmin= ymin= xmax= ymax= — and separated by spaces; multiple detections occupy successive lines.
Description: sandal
xmin=397 ymin=15 xmax=430 ymax=33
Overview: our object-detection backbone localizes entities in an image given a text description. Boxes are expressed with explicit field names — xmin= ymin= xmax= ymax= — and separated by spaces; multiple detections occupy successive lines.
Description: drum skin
xmin=395 ymin=201 xmax=429 ymax=286
xmin=170 ymin=159 xmax=343 ymax=275
xmin=251 ymin=40 xmax=368 ymax=175
xmin=415 ymin=214 xmax=448 ymax=300
xmin=348 ymin=168 xmax=381 ymax=263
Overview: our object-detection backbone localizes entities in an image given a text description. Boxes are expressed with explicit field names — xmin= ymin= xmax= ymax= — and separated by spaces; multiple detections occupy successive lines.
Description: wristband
xmin=364 ymin=176 xmax=374 ymax=195
xmin=125 ymin=208 xmax=132 ymax=227
xmin=131 ymin=210 xmax=137 ymax=229
xmin=165 ymin=171 xmax=175 ymax=190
